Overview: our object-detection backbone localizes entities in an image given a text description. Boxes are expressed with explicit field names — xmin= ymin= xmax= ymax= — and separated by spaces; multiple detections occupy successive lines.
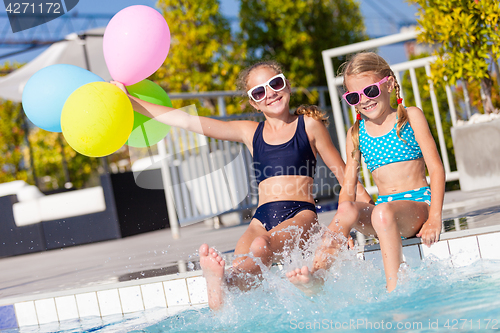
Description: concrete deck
xmin=1 ymin=186 xmax=499 ymax=303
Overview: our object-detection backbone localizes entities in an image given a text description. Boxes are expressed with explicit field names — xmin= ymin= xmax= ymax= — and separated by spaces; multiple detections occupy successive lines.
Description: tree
xmin=153 ymin=0 xmax=244 ymax=115
xmin=27 ymin=128 xmax=102 ymax=191
xmin=0 ymin=62 xmax=30 ymax=184
xmin=239 ymin=0 xmax=367 ymax=91
xmin=0 ymin=99 xmax=29 ymax=183
xmin=412 ymin=0 xmax=500 ymax=113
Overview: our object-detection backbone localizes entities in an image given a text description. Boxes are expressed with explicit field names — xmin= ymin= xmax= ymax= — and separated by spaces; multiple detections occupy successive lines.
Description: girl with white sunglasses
xmin=112 ymin=60 xmax=373 ymax=310
xmin=287 ymin=52 xmax=445 ymax=293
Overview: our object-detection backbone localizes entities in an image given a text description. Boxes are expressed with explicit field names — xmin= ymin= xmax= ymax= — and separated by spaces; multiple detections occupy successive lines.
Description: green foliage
xmin=0 ymin=100 xmax=28 ymax=183
xmin=239 ymin=0 xmax=367 ymax=90
xmin=411 ymin=0 xmax=500 ymax=112
xmin=27 ymin=129 xmax=101 ymax=190
xmin=153 ymin=0 xmax=244 ymax=115
xmin=152 ymin=0 xmax=367 ymax=113
xmin=0 ymin=62 xmax=28 ymax=183
xmin=400 ymin=53 xmax=457 ymax=176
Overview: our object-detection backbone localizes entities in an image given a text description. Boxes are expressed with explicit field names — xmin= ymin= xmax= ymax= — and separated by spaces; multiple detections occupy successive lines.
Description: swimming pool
xmin=3 ymin=223 xmax=500 ymax=333
xmin=141 ymin=260 xmax=500 ymax=333
xmin=6 ymin=257 xmax=500 ymax=332
xmin=1 ymin=204 xmax=500 ymax=332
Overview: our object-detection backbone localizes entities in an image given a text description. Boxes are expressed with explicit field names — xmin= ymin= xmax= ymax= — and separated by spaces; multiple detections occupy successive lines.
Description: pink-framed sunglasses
xmin=342 ymin=76 xmax=389 ymax=106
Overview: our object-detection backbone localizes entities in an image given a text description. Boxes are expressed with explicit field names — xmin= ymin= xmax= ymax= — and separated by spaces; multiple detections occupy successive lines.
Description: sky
xmin=0 ymin=0 xmax=419 ymax=67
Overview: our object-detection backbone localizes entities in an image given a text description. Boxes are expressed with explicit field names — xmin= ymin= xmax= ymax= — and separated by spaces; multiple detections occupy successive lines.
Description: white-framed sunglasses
xmin=247 ymin=73 xmax=287 ymax=102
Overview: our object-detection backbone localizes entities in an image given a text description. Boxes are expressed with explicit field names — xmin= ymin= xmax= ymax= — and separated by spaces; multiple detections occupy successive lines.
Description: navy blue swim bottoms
xmin=253 ymin=200 xmax=317 ymax=231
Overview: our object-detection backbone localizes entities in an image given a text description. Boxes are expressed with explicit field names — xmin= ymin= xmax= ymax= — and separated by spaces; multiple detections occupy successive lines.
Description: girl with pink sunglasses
xmin=287 ymin=52 xmax=445 ymax=293
xmin=112 ymin=61 xmax=373 ymax=310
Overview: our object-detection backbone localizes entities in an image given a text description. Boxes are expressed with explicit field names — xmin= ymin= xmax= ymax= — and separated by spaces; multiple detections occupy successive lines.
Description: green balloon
xmin=126 ymin=79 xmax=172 ymax=148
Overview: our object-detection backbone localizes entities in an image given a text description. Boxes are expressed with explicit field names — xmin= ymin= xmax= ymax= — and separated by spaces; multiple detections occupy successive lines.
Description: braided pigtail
xmin=351 ymin=111 xmax=362 ymax=159
xmin=393 ymin=77 xmax=409 ymax=142
xmin=294 ymin=105 xmax=329 ymax=126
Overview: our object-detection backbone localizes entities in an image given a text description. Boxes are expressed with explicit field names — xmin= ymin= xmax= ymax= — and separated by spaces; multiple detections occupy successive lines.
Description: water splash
xmin=22 ymin=223 xmax=500 ymax=332
xmin=135 ymin=260 xmax=500 ymax=333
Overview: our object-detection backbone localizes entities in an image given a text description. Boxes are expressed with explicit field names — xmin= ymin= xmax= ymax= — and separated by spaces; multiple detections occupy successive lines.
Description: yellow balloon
xmin=61 ymin=82 xmax=134 ymax=157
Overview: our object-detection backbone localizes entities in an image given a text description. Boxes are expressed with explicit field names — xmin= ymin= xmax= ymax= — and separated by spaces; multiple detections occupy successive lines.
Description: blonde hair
xmin=238 ymin=61 xmax=329 ymax=126
xmin=294 ymin=105 xmax=329 ymax=126
xmin=339 ymin=52 xmax=407 ymax=158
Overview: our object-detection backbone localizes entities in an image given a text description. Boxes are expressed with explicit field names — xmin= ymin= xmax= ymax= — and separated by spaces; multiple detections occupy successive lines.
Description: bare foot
xmin=287 ymin=266 xmax=313 ymax=287
xmin=199 ymin=244 xmax=225 ymax=310
xmin=286 ymin=266 xmax=322 ymax=295
xmin=312 ymin=231 xmax=346 ymax=271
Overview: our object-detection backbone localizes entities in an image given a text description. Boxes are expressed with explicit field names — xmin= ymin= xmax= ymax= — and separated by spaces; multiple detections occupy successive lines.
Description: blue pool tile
xmin=0 ymin=305 xmax=18 ymax=330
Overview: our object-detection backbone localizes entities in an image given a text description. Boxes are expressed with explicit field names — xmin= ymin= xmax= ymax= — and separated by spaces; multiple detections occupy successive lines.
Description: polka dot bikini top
xmin=359 ymin=118 xmax=423 ymax=172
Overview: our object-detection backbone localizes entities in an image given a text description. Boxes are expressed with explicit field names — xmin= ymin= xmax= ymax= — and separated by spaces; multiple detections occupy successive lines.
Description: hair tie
xmin=356 ymin=113 xmax=362 ymax=121
xmin=397 ymin=98 xmax=403 ymax=105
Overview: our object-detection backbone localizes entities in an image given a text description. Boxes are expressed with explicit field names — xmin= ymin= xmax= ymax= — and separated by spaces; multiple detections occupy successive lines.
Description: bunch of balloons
xmin=22 ymin=5 xmax=172 ymax=157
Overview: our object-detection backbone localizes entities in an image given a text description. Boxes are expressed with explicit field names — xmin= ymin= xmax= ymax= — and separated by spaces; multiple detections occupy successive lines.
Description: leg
xmin=231 ymin=219 xmax=269 ymax=267
xmin=199 ymin=244 xmax=226 ymax=310
xmin=371 ymin=201 xmax=429 ymax=292
xmin=201 ymin=209 xmax=317 ymax=310
xmin=199 ymin=219 xmax=267 ymax=310
xmin=287 ymin=201 xmax=375 ymax=292
xmin=313 ymin=201 xmax=375 ymax=271
xmin=235 ymin=209 xmax=318 ymax=275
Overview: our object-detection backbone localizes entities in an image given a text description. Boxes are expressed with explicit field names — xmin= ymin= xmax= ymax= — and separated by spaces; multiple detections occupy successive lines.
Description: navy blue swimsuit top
xmin=252 ymin=115 xmax=317 ymax=185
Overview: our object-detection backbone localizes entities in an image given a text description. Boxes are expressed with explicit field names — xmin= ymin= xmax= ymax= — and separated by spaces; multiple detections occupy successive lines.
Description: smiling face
xmin=345 ymin=72 xmax=394 ymax=120
xmin=246 ymin=66 xmax=291 ymax=116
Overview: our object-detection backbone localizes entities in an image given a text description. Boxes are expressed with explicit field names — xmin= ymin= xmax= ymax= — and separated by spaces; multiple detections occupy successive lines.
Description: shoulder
xmin=405 ymin=106 xmax=431 ymax=133
xmin=346 ymin=125 xmax=354 ymax=136
xmin=303 ymin=114 xmax=326 ymax=132
xmin=405 ymin=106 xmax=426 ymax=122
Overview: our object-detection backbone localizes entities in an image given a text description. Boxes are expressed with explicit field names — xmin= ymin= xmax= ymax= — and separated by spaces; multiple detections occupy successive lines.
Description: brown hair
xmin=236 ymin=60 xmax=283 ymax=92
xmin=238 ymin=61 xmax=329 ymax=126
xmin=294 ymin=105 xmax=329 ymax=126
xmin=339 ymin=52 xmax=407 ymax=158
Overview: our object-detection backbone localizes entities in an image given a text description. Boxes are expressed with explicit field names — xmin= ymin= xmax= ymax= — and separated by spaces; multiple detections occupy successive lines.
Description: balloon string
xmin=141 ymin=124 xmax=154 ymax=164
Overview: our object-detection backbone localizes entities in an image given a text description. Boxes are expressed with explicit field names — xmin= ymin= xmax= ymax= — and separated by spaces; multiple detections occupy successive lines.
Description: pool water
xmin=137 ymin=259 xmax=500 ymax=333
xmin=12 ymin=255 xmax=500 ymax=333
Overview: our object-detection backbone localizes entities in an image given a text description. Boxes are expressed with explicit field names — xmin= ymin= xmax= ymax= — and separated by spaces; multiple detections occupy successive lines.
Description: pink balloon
xmin=103 ymin=5 xmax=170 ymax=86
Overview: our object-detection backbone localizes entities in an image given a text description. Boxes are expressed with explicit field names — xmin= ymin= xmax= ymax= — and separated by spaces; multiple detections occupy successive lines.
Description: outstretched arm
xmin=111 ymin=81 xmax=257 ymax=145
xmin=407 ymin=107 xmax=445 ymax=246
xmin=305 ymin=118 xmax=372 ymax=203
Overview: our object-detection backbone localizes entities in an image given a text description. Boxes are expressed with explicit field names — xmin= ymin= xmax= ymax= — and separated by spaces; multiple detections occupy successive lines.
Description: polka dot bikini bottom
xmin=376 ymin=186 xmax=431 ymax=206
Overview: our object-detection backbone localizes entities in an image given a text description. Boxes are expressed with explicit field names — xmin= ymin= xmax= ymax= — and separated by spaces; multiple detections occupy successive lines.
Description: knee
xmin=337 ymin=201 xmax=360 ymax=220
xmin=250 ymin=236 xmax=272 ymax=258
xmin=371 ymin=204 xmax=396 ymax=230
xmin=329 ymin=201 xmax=359 ymax=233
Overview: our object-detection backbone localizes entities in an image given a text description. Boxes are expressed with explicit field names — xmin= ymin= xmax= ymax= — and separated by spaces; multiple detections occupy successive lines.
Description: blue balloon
xmin=22 ymin=64 xmax=104 ymax=132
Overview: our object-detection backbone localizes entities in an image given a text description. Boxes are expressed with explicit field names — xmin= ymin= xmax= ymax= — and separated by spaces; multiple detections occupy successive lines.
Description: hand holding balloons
xmin=126 ymin=79 xmax=172 ymax=148
xmin=23 ymin=5 xmax=172 ymax=157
